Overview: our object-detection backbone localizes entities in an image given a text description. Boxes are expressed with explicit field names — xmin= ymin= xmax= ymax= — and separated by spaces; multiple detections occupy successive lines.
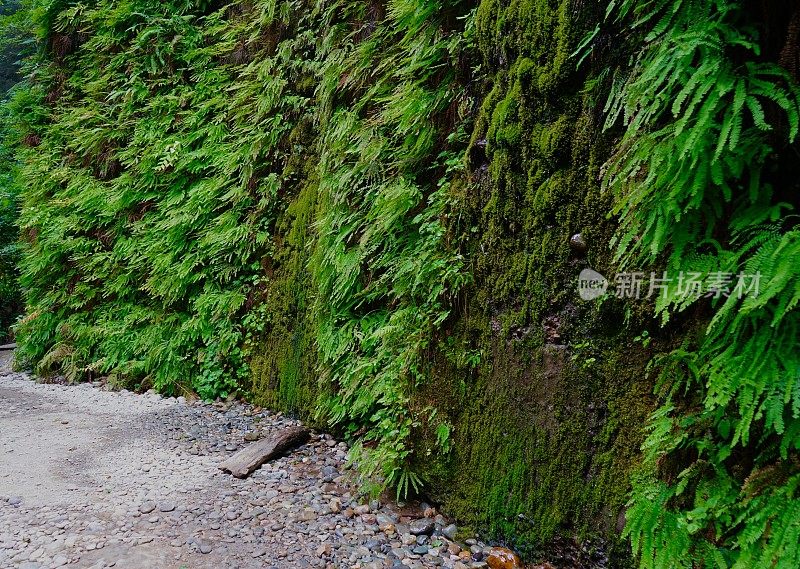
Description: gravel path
xmin=0 ymin=361 xmax=486 ymax=569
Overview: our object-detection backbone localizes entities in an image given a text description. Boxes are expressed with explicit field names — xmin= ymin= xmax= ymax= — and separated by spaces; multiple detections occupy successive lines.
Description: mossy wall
xmin=248 ymin=167 xmax=320 ymax=420
xmin=11 ymin=0 xmax=660 ymax=561
xmin=247 ymin=0 xmax=659 ymax=560
xmin=406 ymin=0 xmax=657 ymax=560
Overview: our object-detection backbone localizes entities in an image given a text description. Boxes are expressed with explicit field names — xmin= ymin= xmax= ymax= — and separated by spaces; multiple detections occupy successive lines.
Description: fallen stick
xmin=218 ymin=425 xmax=309 ymax=478
xmin=0 ymin=343 xmax=16 ymax=350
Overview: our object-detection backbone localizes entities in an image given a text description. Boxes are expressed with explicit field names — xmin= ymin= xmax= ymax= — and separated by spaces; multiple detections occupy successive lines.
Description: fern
xmin=0 ymin=4 xmax=26 ymax=341
xmin=5 ymin=0 xmax=474 ymax=497
xmin=8 ymin=0 xmax=319 ymax=397
xmin=308 ymin=1 xmax=474 ymax=495
xmin=596 ymin=1 xmax=800 ymax=566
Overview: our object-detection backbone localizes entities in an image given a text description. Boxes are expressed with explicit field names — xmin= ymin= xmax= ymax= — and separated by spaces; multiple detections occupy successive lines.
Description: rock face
xmin=247 ymin=1 xmax=657 ymax=562
xmin=12 ymin=0 xmax=657 ymax=561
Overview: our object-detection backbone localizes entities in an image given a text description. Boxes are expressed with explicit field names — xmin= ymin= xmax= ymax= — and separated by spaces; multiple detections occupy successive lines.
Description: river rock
xmin=569 ymin=232 xmax=587 ymax=254
xmin=138 ymin=502 xmax=155 ymax=514
xmin=486 ymin=546 xmax=522 ymax=569
xmin=409 ymin=518 xmax=435 ymax=536
xmin=442 ymin=523 xmax=458 ymax=540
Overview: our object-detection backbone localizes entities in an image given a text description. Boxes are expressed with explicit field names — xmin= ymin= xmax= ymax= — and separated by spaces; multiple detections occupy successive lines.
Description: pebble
xmin=485 ymin=546 xmax=523 ymax=569
xmin=410 ymin=518 xmax=436 ymax=536
xmin=157 ymin=502 xmax=175 ymax=512
xmin=0 ymin=371 xmax=541 ymax=569
xmin=569 ymin=232 xmax=588 ymax=254
xmin=138 ymin=502 xmax=156 ymax=514
xmin=442 ymin=524 xmax=458 ymax=540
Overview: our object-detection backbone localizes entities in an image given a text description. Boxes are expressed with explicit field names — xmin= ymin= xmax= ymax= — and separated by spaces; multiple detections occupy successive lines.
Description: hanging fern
xmin=594 ymin=1 xmax=800 ymax=566
xmin=311 ymin=0 xmax=474 ymax=495
xmin=9 ymin=0 xmax=319 ymax=397
xmin=6 ymin=0 xmax=474 ymax=497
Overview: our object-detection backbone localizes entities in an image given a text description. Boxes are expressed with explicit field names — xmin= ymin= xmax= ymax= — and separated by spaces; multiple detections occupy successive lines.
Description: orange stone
xmin=486 ymin=546 xmax=522 ymax=569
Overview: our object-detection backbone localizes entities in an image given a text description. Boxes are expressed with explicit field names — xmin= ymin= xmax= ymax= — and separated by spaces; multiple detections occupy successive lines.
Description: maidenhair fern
xmin=7 ymin=0 xmax=473 ymax=497
xmin=312 ymin=0 xmax=474 ymax=495
xmin=594 ymin=1 xmax=800 ymax=566
xmin=10 ymin=0 xmax=317 ymax=397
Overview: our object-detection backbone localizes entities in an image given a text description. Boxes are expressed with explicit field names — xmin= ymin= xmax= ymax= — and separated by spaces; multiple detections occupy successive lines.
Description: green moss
xmin=249 ymin=170 xmax=321 ymax=421
xmin=417 ymin=305 xmax=657 ymax=560
xmin=410 ymin=0 xmax=660 ymax=561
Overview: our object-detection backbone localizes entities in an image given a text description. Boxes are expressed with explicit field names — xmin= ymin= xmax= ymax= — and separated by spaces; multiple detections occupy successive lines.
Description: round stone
xmin=442 ymin=523 xmax=458 ymax=540
xmin=409 ymin=518 xmax=435 ymax=536
xmin=138 ymin=502 xmax=156 ymax=514
xmin=569 ymin=232 xmax=588 ymax=255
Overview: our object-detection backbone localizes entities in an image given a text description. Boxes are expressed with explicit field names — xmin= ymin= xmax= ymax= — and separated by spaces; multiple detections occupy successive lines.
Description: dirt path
xmin=0 ymin=363 xmax=476 ymax=569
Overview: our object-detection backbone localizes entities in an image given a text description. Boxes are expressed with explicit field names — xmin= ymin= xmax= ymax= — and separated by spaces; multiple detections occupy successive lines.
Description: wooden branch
xmin=218 ymin=426 xmax=309 ymax=478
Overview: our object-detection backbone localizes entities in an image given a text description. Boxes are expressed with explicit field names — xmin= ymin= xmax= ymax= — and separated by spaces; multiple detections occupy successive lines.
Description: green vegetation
xmin=312 ymin=0 xmax=473 ymax=497
xmin=11 ymin=0 xmax=317 ymax=395
xmin=8 ymin=0 xmax=474 ymax=491
xmin=0 ymin=124 xmax=20 ymax=343
xmin=591 ymin=1 xmax=800 ymax=567
xmin=0 ymin=0 xmax=25 ymax=342
xmin=407 ymin=1 xmax=657 ymax=560
xmin=3 ymin=0 xmax=800 ymax=565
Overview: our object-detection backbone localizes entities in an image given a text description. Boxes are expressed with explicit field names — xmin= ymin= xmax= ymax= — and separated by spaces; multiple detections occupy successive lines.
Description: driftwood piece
xmin=219 ymin=426 xmax=309 ymax=478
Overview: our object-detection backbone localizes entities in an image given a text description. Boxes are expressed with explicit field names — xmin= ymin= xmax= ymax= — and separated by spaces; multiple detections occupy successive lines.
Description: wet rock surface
xmin=486 ymin=547 xmax=522 ymax=569
xmin=0 ymin=370 xmax=519 ymax=568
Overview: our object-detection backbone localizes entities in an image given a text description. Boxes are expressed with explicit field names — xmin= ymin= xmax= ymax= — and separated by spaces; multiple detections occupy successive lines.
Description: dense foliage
xmin=8 ymin=0 xmax=800 ymax=564
xmin=0 ymin=0 xmax=24 ymax=342
xmin=0 ymin=126 xmax=20 ymax=342
xmin=0 ymin=1 xmax=22 ymax=92
xmin=12 ymin=0 xmax=319 ymax=396
xmin=593 ymin=1 xmax=800 ymax=566
xmin=312 ymin=0 xmax=473 ymax=495
xmin=9 ymin=0 xmax=471 ymax=493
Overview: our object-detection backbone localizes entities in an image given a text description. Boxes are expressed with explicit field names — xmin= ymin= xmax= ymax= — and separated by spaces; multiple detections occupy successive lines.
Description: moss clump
xmin=417 ymin=292 xmax=660 ymax=564
xmin=248 ymin=175 xmax=320 ymax=421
